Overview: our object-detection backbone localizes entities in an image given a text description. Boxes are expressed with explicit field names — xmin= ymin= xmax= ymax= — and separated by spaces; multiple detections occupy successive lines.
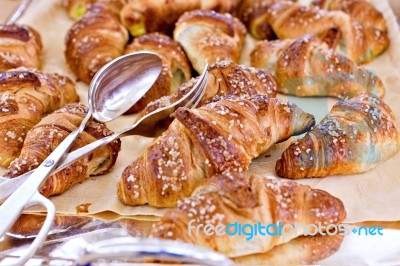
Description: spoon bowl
xmin=90 ymin=52 xmax=162 ymax=122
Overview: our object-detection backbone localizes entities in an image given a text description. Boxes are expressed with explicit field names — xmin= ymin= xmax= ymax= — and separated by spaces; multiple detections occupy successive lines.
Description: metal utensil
xmin=1 ymin=231 xmax=233 ymax=266
xmin=75 ymin=237 xmax=234 ymax=266
xmin=0 ymin=51 xmax=163 ymax=265
xmin=5 ymin=0 xmax=34 ymax=24
xmin=0 ymin=64 xmax=209 ymax=205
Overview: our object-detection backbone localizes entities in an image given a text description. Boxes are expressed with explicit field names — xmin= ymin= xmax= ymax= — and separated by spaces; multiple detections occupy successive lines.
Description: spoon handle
xmin=6 ymin=0 xmax=34 ymax=24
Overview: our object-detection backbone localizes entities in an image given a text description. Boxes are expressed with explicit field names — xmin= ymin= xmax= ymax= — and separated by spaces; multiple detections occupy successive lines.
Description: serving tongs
xmin=0 ymin=48 xmax=167 ymax=264
xmin=0 ymin=62 xmax=208 ymax=265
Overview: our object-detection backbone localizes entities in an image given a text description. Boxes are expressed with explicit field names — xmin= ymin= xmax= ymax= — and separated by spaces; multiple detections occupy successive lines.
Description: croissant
xmin=9 ymin=214 xmax=91 ymax=237
xmin=120 ymin=0 xmax=239 ymax=37
xmin=135 ymin=60 xmax=278 ymax=136
xmin=312 ymin=0 xmax=389 ymax=60
xmin=238 ymin=0 xmax=388 ymax=63
xmin=250 ymin=34 xmax=385 ymax=98
xmin=276 ymin=93 xmax=400 ymax=179
xmin=0 ymin=24 xmax=42 ymax=71
xmin=0 ymin=69 xmax=79 ymax=167
xmin=174 ymin=10 xmax=247 ymax=73
xmin=124 ymin=33 xmax=192 ymax=113
xmin=237 ymin=0 xmax=279 ymax=40
xmin=65 ymin=0 xmax=129 ymax=83
xmin=151 ymin=173 xmax=346 ymax=258
xmin=234 ymin=233 xmax=343 ymax=265
xmin=118 ymin=94 xmax=315 ymax=208
xmin=6 ymin=103 xmax=121 ymax=197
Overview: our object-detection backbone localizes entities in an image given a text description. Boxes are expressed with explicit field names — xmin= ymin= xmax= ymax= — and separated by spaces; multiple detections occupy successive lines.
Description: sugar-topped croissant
xmin=134 ymin=60 xmax=277 ymax=137
xmin=237 ymin=0 xmax=278 ymax=40
xmin=120 ymin=0 xmax=239 ymax=37
xmin=0 ymin=69 xmax=79 ymax=167
xmin=174 ymin=10 xmax=247 ymax=74
xmin=124 ymin=33 xmax=192 ymax=113
xmin=118 ymin=94 xmax=314 ymax=207
xmin=312 ymin=0 xmax=389 ymax=61
xmin=250 ymin=34 xmax=385 ymax=98
xmin=238 ymin=0 xmax=389 ymax=63
xmin=7 ymin=103 xmax=121 ymax=197
xmin=65 ymin=0 xmax=128 ymax=83
xmin=276 ymin=93 xmax=400 ymax=179
xmin=151 ymin=173 xmax=346 ymax=258
xmin=0 ymin=24 xmax=42 ymax=71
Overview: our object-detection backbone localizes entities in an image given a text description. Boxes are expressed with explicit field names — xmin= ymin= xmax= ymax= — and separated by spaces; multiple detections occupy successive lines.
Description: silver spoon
xmin=78 ymin=51 xmax=163 ymax=133
xmin=0 ymin=52 xmax=162 ymax=266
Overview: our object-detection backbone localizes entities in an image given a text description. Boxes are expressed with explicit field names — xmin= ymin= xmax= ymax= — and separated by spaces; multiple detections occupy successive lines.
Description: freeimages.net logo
xmin=188 ymin=220 xmax=383 ymax=241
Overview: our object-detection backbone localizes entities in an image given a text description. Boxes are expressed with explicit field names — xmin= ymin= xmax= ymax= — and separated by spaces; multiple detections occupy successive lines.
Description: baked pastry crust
xmin=234 ymin=233 xmax=344 ymax=265
xmin=276 ymin=93 xmax=400 ymax=178
xmin=120 ymin=0 xmax=239 ymax=36
xmin=151 ymin=173 xmax=346 ymax=258
xmin=118 ymin=94 xmax=314 ymax=207
xmin=7 ymin=103 xmax=121 ymax=197
xmin=65 ymin=0 xmax=128 ymax=83
xmin=0 ymin=69 xmax=79 ymax=167
xmin=250 ymin=34 xmax=385 ymax=98
xmin=238 ymin=0 xmax=389 ymax=63
xmin=124 ymin=33 xmax=192 ymax=113
xmin=0 ymin=24 xmax=42 ymax=71
xmin=174 ymin=10 xmax=247 ymax=73
xmin=134 ymin=60 xmax=278 ymax=136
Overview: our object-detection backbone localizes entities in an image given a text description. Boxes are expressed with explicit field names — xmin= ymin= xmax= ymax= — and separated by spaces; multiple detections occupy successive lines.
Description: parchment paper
xmin=5 ymin=0 xmax=400 ymax=223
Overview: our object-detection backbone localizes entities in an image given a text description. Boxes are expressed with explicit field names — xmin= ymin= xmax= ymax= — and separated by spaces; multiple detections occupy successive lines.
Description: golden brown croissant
xmin=9 ymin=214 xmax=91 ymax=237
xmin=276 ymin=93 xmax=400 ymax=179
xmin=124 ymin=33 xmax=192 ymax=113
xmin=118 ymin=94 xmax=315 ymax=208
xmin=250 ymin=34 xmax=385 ymax=98
xmin=120 ymin=0 xmax=240 ymax=37
xmin=134 ymin=60 xmax=278 ymax=136
xmin=234 ymin=233 xmax=344 ymax=265
xmin=238 ymin=0 xmax=388 ymax=63
xmin=0 ymin=24 xmax=42 ymax=71
xmin=0 ymin=69 xmax=79 ymax=167
xmin=312 ymin=0 xmax=389 ymax=61
xmin=174 ymin=10 xmax=247 ymax=73
xmin=65 ymin=0 xmax=129 ymax=83
xmin=151 ymin=173 xmax=346 ymax=258
xmin=6 ymin=103 xmax=121 ymax=197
